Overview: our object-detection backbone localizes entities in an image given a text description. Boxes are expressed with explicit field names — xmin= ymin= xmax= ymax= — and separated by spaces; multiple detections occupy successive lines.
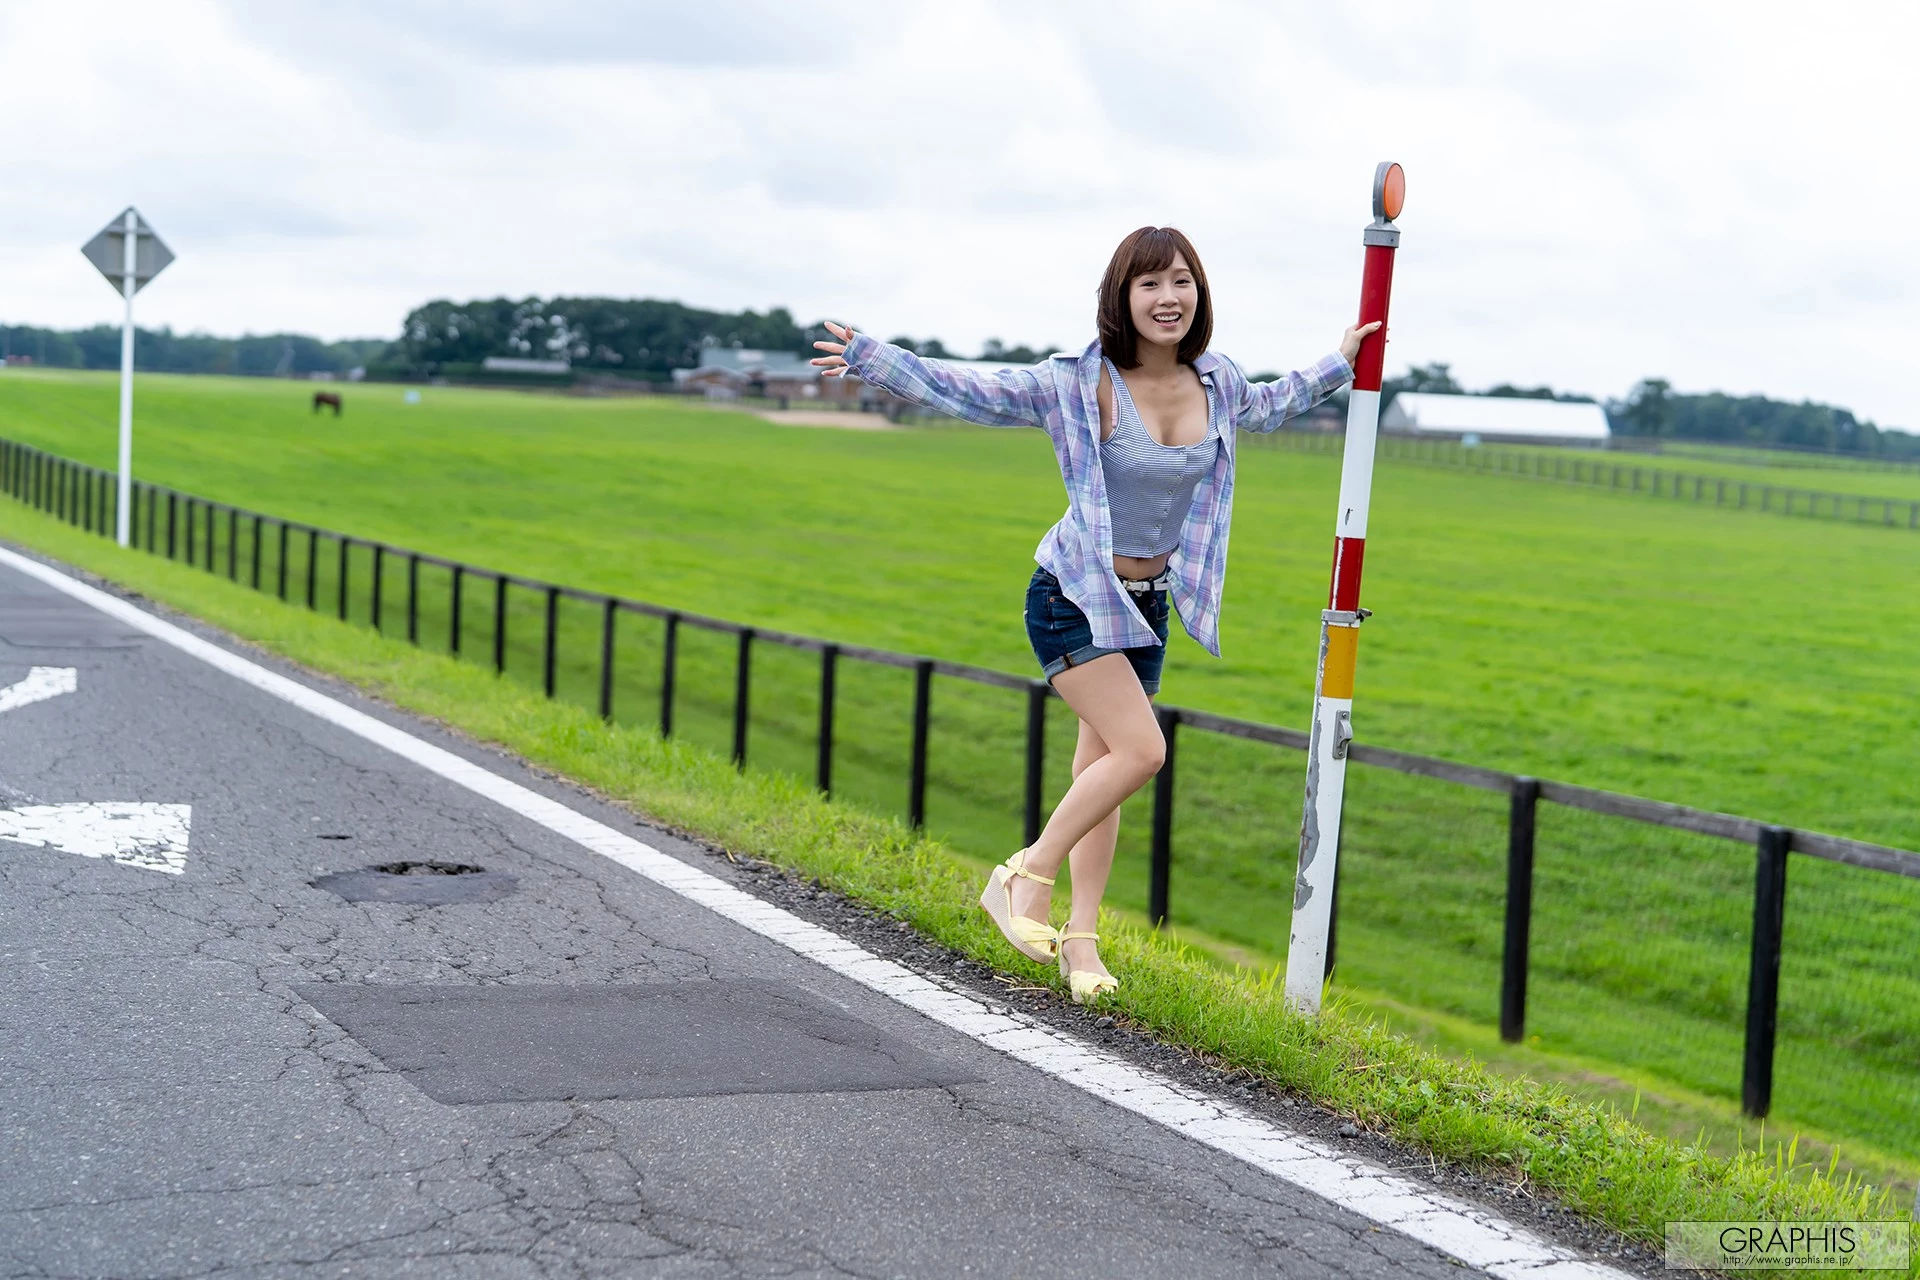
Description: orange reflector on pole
xmin=1377 ymin=162 xmax=1406 ymax=222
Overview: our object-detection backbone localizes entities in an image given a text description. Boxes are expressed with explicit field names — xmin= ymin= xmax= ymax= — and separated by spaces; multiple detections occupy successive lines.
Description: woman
xmin=812 ymin=226 xmax=1377 ymax=1004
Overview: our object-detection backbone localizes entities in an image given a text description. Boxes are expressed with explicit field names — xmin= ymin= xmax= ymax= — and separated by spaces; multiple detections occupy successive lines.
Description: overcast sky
xmin=2 ymin=0 xmax=1914 ymax=422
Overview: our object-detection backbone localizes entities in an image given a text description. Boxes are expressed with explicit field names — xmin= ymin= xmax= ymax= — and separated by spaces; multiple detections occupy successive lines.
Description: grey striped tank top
xmin=1100 ymin=361 xmax=1221 ymax=557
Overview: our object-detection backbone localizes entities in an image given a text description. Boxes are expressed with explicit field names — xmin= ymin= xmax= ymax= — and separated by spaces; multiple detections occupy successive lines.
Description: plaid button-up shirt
xmin=842 ymin=333 xmax=1352 ymax=657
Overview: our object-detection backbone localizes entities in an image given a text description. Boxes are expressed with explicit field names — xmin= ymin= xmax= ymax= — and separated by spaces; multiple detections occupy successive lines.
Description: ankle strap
xmin=1058 ymin=930 xmax=1098 ymax=942
xmin=1009 ymin=851 xmax=1055 ymax=887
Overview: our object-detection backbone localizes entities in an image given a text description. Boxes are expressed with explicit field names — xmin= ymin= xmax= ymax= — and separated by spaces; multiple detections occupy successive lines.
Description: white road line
xmin=0 ymin=801 xmax=190 ymax=874
xmin=0 ymin=666 xmax=77 ymax=714
xmin=0 ymin=543 xmax=1631 ymax=1280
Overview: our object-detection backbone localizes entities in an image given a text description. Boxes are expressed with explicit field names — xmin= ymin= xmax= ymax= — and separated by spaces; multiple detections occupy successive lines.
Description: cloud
xmin=1 ymin=0 xmax=1916 ymax=426
xmin=227 ymin=0 xmax=857 ymax=70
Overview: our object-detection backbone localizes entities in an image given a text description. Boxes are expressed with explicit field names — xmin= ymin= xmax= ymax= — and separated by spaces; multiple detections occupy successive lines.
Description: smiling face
xmin=1096 ymin=226 xmax=1212 ymax=368
xmin=1129 ymin=253 xmax=1199 ymax=353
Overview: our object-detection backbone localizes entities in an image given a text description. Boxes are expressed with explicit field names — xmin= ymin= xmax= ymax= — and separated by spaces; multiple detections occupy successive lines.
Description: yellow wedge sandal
xmin=979 ymin=850 xmax=1058 ymax=963
xmin=1058 ymin=930 xmax=1119 ymax=1005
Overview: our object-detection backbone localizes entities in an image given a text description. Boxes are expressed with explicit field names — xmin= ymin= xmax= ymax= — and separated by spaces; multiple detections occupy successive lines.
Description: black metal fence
xmin=5 ymin=433 xmax=1918 ymax=1125
xmin=1597 ymin=434 xmax=1920 ymax=473
xmin=1261 ymin=430 xmax=1920 ymax=531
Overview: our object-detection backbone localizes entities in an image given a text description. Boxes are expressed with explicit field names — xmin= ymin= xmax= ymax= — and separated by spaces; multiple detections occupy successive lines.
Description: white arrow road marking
xmin=0 ymin=670 xmax=184 ymax=874
xmin=0 ymin=667 xmax=77 ymax=714
xmin=0 ymin=802 xmax=190 ymax=874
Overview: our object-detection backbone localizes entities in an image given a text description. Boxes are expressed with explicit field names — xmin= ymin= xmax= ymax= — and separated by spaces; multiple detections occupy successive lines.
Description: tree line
xmin=386 ymin=297 xmax=813 ymax=378
xmin=2 ymin=298 xmax=1060 ymax=384
xmin=7 ymin=300 xmax=1914 ymax=458
xmin=1609 ymin=377 xmax=1916 ymax=458
xmin=886 ymin=335 xmax=1058 ymax=364
xmin=1 ymin=324 xmax=385 ymax=377
xmin=383 ymin=296 xmax=1061 ymax=377
xmin=1372 ymin=361 xmax=1919 ymax=460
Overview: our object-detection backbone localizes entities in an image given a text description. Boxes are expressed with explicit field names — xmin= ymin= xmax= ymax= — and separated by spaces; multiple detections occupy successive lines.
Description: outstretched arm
xmin=812 ymin=322 xmax=1054 ymax=428
xmin=1236 ymin=320 xmax=1381 ymax=433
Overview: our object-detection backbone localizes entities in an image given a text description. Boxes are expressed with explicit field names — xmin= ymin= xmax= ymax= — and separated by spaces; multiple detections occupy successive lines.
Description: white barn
xmin=1381 ymin=392 xmax=1610 ymax=443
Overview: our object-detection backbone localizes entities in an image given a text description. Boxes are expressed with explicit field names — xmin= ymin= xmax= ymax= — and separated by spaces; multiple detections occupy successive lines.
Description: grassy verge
xmin=4 ymin=500 xmax=1910 ymax=1271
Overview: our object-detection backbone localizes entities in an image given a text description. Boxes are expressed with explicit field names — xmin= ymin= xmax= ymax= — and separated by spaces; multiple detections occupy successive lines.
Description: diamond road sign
xmin=80 ymin=207 xmax=173 ymax=295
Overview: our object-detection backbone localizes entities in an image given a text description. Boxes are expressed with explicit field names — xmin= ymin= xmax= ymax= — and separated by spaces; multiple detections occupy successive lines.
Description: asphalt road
xmin=0 ymin=549 xmax=1600 ymax=1279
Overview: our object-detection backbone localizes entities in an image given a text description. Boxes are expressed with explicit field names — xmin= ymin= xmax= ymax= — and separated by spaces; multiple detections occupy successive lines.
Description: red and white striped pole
xmin=1284 ymin=161 xmax=1405 ymax=1016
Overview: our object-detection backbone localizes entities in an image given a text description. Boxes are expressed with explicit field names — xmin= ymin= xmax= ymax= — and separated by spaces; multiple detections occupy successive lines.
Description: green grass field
xmin=6 ymin=367 xmax=1918 ymax=1185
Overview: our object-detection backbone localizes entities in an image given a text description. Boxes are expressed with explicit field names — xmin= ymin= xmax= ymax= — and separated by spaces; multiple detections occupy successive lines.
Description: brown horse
xmin=312 ymin=391 xmax=343 ymax=416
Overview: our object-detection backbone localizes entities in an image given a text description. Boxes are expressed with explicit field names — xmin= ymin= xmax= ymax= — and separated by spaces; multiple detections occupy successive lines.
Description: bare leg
xmin=1007 ymin=655 xmax=1162 ymax=966
xmin=1060 ymin=717 xmax=1124 ymax=983
xmin=1027 ymin=653 xmax=1162 ymax=867
xmin=1007 ymin=716 xmax=1119 ymax=933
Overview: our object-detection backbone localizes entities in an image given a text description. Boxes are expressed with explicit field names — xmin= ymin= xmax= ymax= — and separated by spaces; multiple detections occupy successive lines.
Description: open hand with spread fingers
xmin=810 ymin=321 xmax=856 ymax=377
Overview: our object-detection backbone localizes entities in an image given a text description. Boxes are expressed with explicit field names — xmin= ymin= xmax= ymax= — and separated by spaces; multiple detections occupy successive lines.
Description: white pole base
xmin=1284 ymin=693 xmax=1353 ymax=1015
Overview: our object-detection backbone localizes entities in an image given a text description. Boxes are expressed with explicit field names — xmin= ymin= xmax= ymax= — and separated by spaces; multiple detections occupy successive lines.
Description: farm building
xmin=673 ymin=343 xmax=854 ymax=402
xmin=1381 ymin=392 xmax=1610 ymax=443
xmin=672 ymin=341 xmax=1033 ymax=413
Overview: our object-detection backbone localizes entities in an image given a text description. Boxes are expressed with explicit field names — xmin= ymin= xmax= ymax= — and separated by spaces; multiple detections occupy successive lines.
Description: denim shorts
xmin=1024 ymin=565 xmax=1170 ymax=695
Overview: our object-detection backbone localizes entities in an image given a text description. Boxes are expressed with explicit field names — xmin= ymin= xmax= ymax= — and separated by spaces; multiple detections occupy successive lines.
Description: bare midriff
xmin=1113 ymin=550 xmax=1172 ymax=580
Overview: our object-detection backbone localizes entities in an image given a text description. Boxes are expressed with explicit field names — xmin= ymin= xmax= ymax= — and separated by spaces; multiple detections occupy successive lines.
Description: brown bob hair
xmin=1097 ymin=226 xmax=1213 ymax=368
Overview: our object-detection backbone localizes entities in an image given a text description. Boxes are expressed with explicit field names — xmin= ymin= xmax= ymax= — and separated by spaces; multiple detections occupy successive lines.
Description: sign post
xmin=80 ymin=207 xmax=174 ymax=548
xmin=1284 ymin=162 xmax=1405 ymax=1016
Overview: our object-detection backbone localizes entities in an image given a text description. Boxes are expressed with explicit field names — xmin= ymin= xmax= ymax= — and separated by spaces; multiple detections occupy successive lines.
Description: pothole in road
xmin=369 ymin=860 xmax=486 ymax=876
xmin=313 ymin=861 xmax=517 ymax=905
